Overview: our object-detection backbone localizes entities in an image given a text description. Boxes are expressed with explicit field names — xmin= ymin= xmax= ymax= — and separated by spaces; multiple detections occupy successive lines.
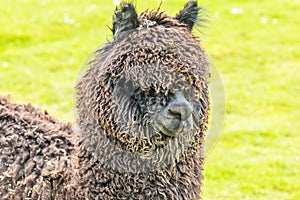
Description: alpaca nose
xmin=168 ymin=92 xmax=193 ymax=120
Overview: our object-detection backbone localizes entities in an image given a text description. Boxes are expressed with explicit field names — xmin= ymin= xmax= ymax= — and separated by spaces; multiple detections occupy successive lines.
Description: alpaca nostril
xmin=167 ymin=92 xmax=193 ymax=121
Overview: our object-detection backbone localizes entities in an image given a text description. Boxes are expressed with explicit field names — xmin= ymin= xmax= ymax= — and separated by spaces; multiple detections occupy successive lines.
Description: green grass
xmin=1 ymin=0 xmax=299 ymax=199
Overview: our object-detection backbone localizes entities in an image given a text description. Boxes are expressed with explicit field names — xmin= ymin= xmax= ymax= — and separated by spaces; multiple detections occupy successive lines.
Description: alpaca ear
xmin=112 ymin=3 xmax=139 ymax=39
xmin=175 ymin=1 xmax=200 ymax=30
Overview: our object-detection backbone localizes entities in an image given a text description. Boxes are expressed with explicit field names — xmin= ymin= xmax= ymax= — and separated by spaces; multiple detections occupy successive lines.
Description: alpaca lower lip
xmin=160 ymin=126 xmax=181 ymax=137
xmin=154 ymin=118 xmax=183 ymax=137
xmin=154 ymin=115 xmax=193 ymax=137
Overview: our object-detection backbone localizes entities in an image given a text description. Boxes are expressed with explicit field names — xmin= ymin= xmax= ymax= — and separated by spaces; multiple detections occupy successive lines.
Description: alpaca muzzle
xmin=154 ymin=91 xmax=193 ymax=137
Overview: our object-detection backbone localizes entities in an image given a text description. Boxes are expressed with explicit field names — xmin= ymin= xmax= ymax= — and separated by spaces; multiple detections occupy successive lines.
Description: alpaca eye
xmin=160 ymin=97 xmax=167 ymax=106
xmin=147 ymin=87 xmax=156 ymax=96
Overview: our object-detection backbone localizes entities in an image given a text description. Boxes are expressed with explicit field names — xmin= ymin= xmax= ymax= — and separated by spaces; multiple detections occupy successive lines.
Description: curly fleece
xmin=0 ymin=1 xmax=210 ymax=199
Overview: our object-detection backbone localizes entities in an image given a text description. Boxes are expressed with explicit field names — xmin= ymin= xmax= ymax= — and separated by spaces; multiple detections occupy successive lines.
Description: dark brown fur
xmin=0 ymin=1 xmax=210 ymax=199
xmin=0 ymin=96 xmax=75 ymax=199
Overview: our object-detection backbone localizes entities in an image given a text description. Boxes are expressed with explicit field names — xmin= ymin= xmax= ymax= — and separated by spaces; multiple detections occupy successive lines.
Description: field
xmin=0 ymin=0 xmax=299 ymax=199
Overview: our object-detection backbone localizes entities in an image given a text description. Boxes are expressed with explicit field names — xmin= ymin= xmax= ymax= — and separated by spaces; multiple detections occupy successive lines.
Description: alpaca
xmin=0 ymin=1 xmax=210 ymax=199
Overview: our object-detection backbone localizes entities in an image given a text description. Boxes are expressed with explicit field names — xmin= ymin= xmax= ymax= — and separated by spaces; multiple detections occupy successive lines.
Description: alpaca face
xmin=110 ymin=62 xmax=200 ymax=152
xmin=88 ymin=58 xmax=207 ymax=171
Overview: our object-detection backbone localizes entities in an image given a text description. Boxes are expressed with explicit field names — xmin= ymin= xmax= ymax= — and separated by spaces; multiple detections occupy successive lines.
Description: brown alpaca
xmin=0 ymin=1 xmax=210 ymax=199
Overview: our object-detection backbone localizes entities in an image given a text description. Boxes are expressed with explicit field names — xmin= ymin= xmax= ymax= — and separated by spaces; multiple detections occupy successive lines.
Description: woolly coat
xmin=0 ymin=1 xmax=210 ymax=199
xmin=0 ymin=96 xmax=75 ymax=199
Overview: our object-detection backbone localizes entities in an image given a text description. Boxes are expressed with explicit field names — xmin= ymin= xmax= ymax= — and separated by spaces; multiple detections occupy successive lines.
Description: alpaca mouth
xmin=154 ymin=115 xmax=193 ymax=137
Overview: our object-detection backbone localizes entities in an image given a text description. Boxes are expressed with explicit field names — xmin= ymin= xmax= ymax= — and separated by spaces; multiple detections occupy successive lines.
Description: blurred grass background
xmin=0 ymin=0 xmax=299 ymax=199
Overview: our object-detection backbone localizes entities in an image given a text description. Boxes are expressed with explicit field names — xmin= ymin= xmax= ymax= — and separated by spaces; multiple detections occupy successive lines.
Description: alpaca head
xmin=75 ymin=1 xmax=210 ymax=173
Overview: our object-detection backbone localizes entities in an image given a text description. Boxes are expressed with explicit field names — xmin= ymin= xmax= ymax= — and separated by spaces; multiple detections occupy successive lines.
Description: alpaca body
xmin=0 ymin=1 xmax=210 ymax=199
xmin=0 ymin=96 xmax=75 ymax=199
